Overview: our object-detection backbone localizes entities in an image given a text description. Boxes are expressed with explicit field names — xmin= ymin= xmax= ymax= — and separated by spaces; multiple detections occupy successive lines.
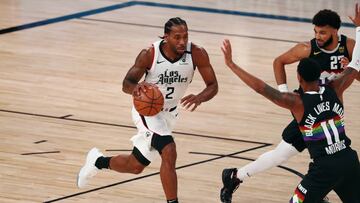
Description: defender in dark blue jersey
xmin=220 ymin=19 xmax=360 ymax=202
xmin=221 ymin=7 xmax=360 ymax=202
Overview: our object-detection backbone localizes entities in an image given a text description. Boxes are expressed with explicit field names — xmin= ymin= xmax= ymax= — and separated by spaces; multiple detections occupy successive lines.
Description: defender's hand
xmin=221 ymin=39 xmax=234 ymax=68
xmin=349 ymin=3 xmax=360 ymax=27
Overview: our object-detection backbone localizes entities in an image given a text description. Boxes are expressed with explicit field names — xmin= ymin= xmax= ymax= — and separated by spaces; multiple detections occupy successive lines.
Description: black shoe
xmin=220 ymin=168 xmax=242 ymax=203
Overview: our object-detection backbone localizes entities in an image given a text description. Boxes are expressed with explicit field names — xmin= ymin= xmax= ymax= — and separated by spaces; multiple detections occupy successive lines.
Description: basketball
xmin=133 ymin=85 xmax=164 ymax=116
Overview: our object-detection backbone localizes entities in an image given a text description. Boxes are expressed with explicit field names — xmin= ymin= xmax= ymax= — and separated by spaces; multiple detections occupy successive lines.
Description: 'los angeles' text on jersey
xmin=156 ymin=69 xmax=188 ymax=85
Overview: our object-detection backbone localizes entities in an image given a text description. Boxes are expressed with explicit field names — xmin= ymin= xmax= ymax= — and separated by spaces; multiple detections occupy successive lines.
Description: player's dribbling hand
xmin=132 ymin=81 xmax=156 ymax=97
xmin=349 ymin=3 xmax=360 ymax=27
xmin=180 ymin=94 xmax=201 ymax=112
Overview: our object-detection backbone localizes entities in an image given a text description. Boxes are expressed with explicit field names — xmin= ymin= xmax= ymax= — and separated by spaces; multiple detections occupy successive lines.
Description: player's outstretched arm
xmin=331 ymin=5 xmax=360 ymax=98
xmin=349 ymin=2 xmax=360 ymax=82
xmin=221 ymin=39 xmax=303 ymax=119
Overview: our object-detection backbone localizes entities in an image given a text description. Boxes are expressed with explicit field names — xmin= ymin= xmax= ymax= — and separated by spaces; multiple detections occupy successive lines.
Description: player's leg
xmin=289 ymin=164 xmax=332 ymax=203
xmin=220 ymin=119 xmax=304 ymax=202
xmin=142 ymin=108 xmax=179 ymax=202
xmin=219 ymin=140 xmax=298 ymax=202
xmin=333 ymin=149 xmax=360 ymax=203
xmin=77 ymin=107 xmax=158 ymax=188
xmin=237 ymin=140 xmax=299 ymax=180
xmin=107 ymin=147 xmax=148 ymax=174
xmin=237 ymin=119 xmax=304 ymax=181
xmin=152 ymin=134 xmax=178 ymax=202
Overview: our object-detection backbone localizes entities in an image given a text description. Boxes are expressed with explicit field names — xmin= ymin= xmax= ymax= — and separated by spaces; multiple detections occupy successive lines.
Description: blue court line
xmin=0 ymin=1 xmax=136 ymax=34
xmin=0 ymin=1 xmax=355 ymax=35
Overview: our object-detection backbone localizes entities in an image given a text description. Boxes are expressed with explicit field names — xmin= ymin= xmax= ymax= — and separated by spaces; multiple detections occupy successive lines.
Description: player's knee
xmin=131 ymin=164 xmax=145 ymax=174
xmin=131 ymin=147 xmax=150 ymax=171
xmin=151 ymin=134 xmax=175 ymax=154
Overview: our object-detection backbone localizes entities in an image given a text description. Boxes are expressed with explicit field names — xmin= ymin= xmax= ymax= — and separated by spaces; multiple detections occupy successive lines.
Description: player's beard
xmin=319 ymin=36 xmax=333 ymax=48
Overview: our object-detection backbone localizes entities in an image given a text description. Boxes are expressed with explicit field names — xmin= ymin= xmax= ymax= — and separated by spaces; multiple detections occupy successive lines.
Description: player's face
xmin=314 ymin=25 xmax=337 ymax=48
xmin=165 ymin=25 xmax=188 ymax=55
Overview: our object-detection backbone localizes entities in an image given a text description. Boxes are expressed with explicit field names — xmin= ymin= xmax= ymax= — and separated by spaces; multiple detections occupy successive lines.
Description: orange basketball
xmin=133 ymin=85 xmax=164 ymax=116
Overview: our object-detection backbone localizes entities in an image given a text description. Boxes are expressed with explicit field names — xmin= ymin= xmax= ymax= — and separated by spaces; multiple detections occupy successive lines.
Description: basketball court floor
xmin=0 ymin=0 xmax=359 ymax=202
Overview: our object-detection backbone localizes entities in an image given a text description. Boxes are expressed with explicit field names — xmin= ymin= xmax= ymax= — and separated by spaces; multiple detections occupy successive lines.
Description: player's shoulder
xmin=134 ymin=45 xmax=155 ymax=67
xmin=190 ymin=42 xmax=208 ymax=57
xmin=291 ymin=41 xmax=311 ymax=55
xmin=297 ymin=41 xmax=311 ymax=49
xmin=284 ymin=41 xmax=311 ymax=57
xmin=139 ymin=45 xmax=155 ymax=59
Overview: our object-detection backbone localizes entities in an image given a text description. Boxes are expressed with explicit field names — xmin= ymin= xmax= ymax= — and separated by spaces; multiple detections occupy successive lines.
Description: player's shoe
xmin=77 ymin=147 xmax=103 ymax=188
xmin=220 ymin=168 xmax=242 ymax=203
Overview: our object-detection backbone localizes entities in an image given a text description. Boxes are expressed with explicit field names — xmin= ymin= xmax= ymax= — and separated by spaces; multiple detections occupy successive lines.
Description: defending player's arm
xmin=331 ymin=26 xmax=360 ymax=99
xmin=180 ymin=44 xmax=218 ymax=111
xmin=342 ymin=37 xmax=360 ymax=82
xmin=348 ymin=38 xmax=360 ymax=81
xmin=123 ymin=47 xmax=154 ymax=96
xmin=222 ymin=39 xmax=303 ymax=120
xmin=273 ymin=42 xmax=311 ymax=92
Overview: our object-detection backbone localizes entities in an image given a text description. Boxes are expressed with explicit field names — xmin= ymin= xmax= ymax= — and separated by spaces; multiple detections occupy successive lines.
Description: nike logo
xmin=313 ymin=51 xmax=321 ymax=55
xmin=156 ymin=60 xmax=165 ymax=64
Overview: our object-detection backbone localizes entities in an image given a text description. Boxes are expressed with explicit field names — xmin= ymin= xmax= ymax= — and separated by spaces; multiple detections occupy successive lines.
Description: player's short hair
xmin=312 ymin=9 xmax=341 ymax=30
xmin=164 ymin=17 xmax=187 ymax=34
xmin=297 ymin=58 xmax=321 ymax=82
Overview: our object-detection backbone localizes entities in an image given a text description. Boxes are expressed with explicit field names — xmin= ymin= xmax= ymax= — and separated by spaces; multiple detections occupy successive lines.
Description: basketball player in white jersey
xmin=77 ymin=17 xmax=218 ymax=203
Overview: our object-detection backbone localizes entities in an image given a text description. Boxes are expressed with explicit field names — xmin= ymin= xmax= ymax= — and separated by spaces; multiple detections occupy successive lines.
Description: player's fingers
xmin=181 ymin=94 xmax=195 ymax=103
xmin=349 ymin=16 xmax=354 ymax=23
xmin=180 ymin=96 xmax=189 ymax=103
xmin=185 ymin=102 xmax=195 ymax=110
xmin=133 ymin=87 xmax=141 ymax=97
xmin=138 ymin=85 xmax=147 ymax=93
xmin=190 ymin=103 xmax=199 ymax=112
xmin=182 ymin=97 xmax=195 ymax=107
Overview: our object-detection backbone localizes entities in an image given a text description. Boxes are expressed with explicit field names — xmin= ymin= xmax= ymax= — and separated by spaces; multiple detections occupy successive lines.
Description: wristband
xmin=278 ymin=84 xmax=289 ymax=92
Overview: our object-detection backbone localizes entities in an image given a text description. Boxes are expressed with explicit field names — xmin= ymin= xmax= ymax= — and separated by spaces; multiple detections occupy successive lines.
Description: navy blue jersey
xmin=298 ymin=86 xmax=351 ymax=159
xmin=309 ymin=35 xmax=350 ymax=85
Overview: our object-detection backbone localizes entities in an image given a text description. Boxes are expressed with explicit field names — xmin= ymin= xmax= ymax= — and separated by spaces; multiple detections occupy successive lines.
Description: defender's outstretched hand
xmin=221 ymin=39 xmax=235 ymax=68
xmin=349 ymin=3 xmax=360 ymax=26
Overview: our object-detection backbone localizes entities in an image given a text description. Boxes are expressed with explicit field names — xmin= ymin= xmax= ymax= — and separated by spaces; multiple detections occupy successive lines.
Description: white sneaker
xmin=77 ymin=147 xmax=103 ymax=188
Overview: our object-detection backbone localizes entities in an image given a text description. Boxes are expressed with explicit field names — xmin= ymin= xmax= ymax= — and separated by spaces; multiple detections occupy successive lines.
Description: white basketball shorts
xmin=130 ymin=106 xmax=178 ymax=162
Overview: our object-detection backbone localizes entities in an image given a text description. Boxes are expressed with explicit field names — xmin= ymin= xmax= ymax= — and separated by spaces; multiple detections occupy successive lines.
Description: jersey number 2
xmin=166 ymin=87 xmax=174 ymax=99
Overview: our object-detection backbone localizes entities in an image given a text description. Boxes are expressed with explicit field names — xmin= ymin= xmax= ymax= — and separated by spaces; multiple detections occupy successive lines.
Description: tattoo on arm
xmin=263 ymin=84 xmax=297 ymax=109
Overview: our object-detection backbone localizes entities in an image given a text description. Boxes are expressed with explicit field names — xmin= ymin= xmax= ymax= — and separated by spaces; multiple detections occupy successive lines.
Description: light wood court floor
xmin=0 ymin=0 xmax=359 ymax=202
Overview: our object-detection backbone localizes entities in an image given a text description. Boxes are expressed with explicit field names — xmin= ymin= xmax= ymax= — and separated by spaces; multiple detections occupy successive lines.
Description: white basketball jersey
xmin=145 ymin=40 xmax=195 ymax=109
